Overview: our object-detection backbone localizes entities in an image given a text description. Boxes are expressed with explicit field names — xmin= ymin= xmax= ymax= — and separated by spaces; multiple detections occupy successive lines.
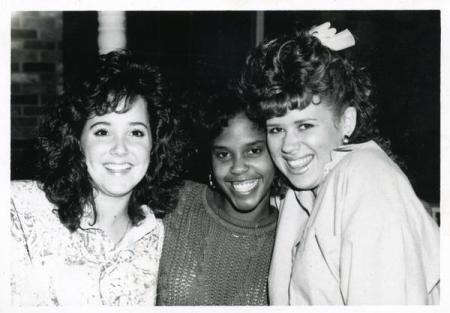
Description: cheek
xmin=267 ymin=136 xmax=282 ymax=157
xmin=259 ymin=154 xmax=276 ymax=177
xmin=83 ymin=142 xmax=104 ymax=165
xmin=316 ymin=130 xmax=342 ymax=157
xmin=135 ymin=142 xmax=152 ymax=161
xmin=267 ymin=142 xmax=285 ymax=168
xmin=211 ymin=160 xmax=227 ymax=179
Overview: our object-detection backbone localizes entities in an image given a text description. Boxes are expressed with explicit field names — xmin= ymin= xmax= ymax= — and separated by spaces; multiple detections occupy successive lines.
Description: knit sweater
xmin=157 ymin=181 xmax=278 ymax=305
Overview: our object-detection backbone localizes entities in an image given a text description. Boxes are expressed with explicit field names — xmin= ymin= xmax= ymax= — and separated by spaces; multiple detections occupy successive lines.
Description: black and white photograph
xmin=1 ymin=1 xmax=448 ymax=312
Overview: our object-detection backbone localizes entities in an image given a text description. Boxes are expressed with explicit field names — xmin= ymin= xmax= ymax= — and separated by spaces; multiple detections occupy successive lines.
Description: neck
xmin=93 ymin=192 xmax=131 ymax=243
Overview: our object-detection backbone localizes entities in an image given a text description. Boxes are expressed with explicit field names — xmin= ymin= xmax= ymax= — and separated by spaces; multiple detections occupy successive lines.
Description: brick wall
xmin=11 ymin=12 xmax=63 ymax=179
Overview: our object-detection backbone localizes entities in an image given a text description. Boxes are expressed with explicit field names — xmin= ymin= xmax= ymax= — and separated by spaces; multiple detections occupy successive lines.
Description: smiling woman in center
xmin=157 ymin=88 xmax=282 ymax=305
xmin=210 ymin=110 xmax=275 ymax=223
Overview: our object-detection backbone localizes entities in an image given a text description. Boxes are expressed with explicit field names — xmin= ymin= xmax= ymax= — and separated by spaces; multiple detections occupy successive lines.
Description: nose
xmin=281 ymin=130 xmax=300 ymax=154
xmin=230 ymin=156 xmax=249 ymax=175
xmin=110 ymin=135 xmax=129 ymax=156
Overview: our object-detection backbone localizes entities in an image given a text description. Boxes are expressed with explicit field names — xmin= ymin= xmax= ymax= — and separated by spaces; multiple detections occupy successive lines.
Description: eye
xmin=213 ymin=150 xmax=231 ymax=160
xmin=93 ymin=128 xmax=109 ymax=136
xmin=298 ymin=123 xmax=314 ymax=131
xmin=267 ymin=127 xmax=283 ymax=134
xmin=131 ymin=129 xmax=146 ymax=137
xmin=247 ymin=146 xmax=263 ymax=156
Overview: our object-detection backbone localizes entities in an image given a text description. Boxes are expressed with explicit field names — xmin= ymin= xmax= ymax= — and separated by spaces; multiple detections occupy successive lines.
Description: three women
xmin=11 ymin=21 xmax=440 ymax=306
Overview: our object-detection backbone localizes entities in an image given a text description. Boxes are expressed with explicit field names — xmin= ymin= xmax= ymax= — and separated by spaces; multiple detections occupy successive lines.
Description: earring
xmin=343 ymin=135 xmax=350 ymax=144
xmin=208 ymin=173 xmax=216 ymax=189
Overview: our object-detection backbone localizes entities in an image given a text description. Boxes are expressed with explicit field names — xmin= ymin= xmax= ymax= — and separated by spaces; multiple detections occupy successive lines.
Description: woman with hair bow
xmin=239 ymin=23 xmax=440 ymax=305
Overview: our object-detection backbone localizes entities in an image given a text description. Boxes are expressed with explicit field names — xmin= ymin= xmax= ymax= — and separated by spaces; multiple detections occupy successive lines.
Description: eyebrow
xmin=212 ymin=139 xmax=265 ymax=149
xmin=266 ymin=118 xmax=317 ymax=126
xmin=245 ymin=139 xmax=265 ymax=146
xmin=89 ymin=121 xmax=150 ymax=129
xmin=129 ymin=122 xmax=150 ymax=129
xmin=89 ymin=121 xmax=110 ymax=129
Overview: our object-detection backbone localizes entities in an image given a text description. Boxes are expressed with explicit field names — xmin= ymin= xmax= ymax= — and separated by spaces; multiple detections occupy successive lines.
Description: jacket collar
xmin=294 ymin=140 xmax=377 ymax=215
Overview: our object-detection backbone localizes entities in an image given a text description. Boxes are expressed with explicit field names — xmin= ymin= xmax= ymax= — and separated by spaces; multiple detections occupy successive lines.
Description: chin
xmin=102 ymin=183 xmax=136 ymax=197
xmin=231 ymin=198 xmax=260 ymax=212
xmin=287 ymin=177 xmax=315 ymax=191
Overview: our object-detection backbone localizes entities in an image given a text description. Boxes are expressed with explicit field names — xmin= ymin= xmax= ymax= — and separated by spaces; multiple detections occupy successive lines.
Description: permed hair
xmin=239 ymin=29 xmax=389 ymax=149
xmin=193 ymin=87 xmax=285 ymax=196
xmin=36 ymin=49 xmax=184 ymax=232
xmin=199 ymin=89 xmax=264 ymax=146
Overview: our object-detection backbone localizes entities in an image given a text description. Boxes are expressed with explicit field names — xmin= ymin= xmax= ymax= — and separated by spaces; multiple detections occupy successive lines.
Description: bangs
xmin=260 ymin=92 xmax=314 ymax=119
xmin=89 ymin=92 xmax=141 ymax=117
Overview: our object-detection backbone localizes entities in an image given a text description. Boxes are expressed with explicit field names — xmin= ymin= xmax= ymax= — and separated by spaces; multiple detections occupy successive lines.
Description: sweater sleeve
xmin=335 ymin=149 xmax=440 ymax=304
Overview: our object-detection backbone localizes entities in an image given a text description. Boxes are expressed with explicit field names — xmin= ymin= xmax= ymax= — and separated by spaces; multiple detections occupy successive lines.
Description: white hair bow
xmin=309 ymin=22 xmax=355 ymax=51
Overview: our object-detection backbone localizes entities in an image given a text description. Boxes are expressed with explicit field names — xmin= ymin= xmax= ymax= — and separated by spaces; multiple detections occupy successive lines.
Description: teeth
xmin=232 ymin=179 xmax=258 ymax=193
xmin=104 ymin=163 xmax=131 ymax=171
xmin=287 ymin=155 xmax=313 ymax=171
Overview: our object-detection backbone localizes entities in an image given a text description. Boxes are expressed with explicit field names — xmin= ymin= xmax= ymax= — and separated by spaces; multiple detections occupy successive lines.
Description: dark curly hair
xmin=239 ymin=29 xmax=391 ymax=152
xmin=36 ymin=49 xmax=184 ymax=232
xmin=192 ymin=86 xmax=285 ymax=197
xmin=200 ymin=88 xmax=263 ymax=145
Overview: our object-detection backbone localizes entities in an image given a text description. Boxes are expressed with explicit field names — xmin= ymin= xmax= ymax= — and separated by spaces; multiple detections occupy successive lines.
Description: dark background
xmin=11 ymin=11 xmax=440 ymax=204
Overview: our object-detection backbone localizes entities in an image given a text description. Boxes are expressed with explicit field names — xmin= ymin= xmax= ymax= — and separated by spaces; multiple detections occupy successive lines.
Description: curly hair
xmin=36 ymin=49 xmax=184 ymax=232
xmin=191 ymin=86 xmax=285 ymax=197
xmin=199 ymin=88 xmax=262 ymax=145
xmin=239 ymin=29 xmax=391 ymax=152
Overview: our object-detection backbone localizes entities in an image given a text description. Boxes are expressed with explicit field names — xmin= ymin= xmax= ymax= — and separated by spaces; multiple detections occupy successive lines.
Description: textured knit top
xmin=10 ymin=180 xmax=164 ymax=306
xmin=157 ymin=181 xmax=278 ymax=305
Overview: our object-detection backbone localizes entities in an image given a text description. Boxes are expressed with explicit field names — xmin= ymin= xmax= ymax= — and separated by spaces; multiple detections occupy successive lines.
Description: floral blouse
xmin=10 ymin=180 xmax=164 ymax=306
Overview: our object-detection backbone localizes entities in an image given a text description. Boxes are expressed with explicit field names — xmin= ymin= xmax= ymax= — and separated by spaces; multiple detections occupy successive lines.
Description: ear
xmin=340 ymin=106 xmax=356 ymax=137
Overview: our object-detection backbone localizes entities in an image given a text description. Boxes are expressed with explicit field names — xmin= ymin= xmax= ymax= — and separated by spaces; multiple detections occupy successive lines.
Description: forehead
xmin=213 ymin=113 xmax=265 ymax=145
xmin=266 ymin=101 xmax=336 ymax=124
xmin=87 ymin=96 xmax=149 ymax=124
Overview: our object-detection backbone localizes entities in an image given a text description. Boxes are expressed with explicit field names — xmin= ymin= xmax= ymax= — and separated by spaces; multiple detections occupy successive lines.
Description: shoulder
xmin=176 ymin=180 xmax=207 ymax=207
xmin=180 ymin=180 xmax=207 ymax=193
xmin=155 ymin=217 xmax=164 ymax=232
xmin=11 ymin=180 xmax=57 ymax=223
xmin=333 ymin=141 xmax=402 ymax=181
xmin=324 ymin=143 xmax=431 ymax=230
xmin=11 ymin=180 xmax=44 ymax=196
xmin=11 ymin=180 xmax=51 ymax=209
xmin=164 ymin=180 xmax=207 ymax=221
xmin=10 ymin=181 xmax=64 ymax=248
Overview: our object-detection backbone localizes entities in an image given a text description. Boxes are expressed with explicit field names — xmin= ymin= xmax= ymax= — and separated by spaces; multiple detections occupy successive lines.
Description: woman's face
xmin=80 ymin=96 xmax=152 ymax=199
xmin=211 ymin=112 xmax=275 ymax=213
xmin=266 ymin=100 xmax=345 ymax=192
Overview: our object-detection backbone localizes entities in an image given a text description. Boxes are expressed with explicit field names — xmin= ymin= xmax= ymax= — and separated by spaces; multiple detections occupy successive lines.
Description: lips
xmin=104 ymin=162 xmax=132 ymax=174
xmin=231 ymin=179 xmax=259 ymax=194
xmin=285 ymin=155 xmax=313 ymax=174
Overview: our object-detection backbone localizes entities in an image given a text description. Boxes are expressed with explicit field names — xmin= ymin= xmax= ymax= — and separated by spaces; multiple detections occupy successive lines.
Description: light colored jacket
xmin=269 ymin=141 xmax=440 ymax=305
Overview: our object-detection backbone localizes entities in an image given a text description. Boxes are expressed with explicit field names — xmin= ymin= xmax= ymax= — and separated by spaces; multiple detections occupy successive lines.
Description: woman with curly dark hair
xmin=10 ymin=49 xmax=183 ymax=306
xmin=157 ymin=87 xmax=282 ymax=305
xmin=239 ymin=23 xmax=440 ymax=305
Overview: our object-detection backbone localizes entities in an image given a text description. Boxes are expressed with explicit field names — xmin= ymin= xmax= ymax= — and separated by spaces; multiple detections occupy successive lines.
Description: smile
xmin=286 ymin=155 xmax=313 ymax=174
xmin=231 ymin=179 xmax=259 ymax=194
xmin=104 ymin=162 xmax=132 ymax=174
